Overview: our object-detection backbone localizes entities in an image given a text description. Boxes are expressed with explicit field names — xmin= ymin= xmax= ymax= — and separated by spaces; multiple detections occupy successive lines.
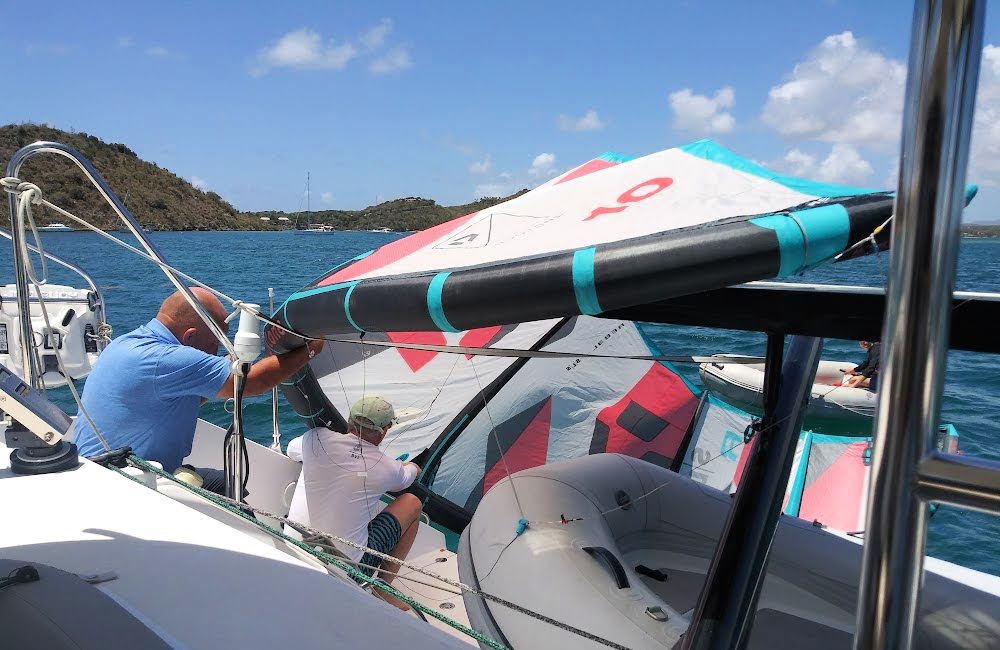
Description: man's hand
xmin=217 ymin=338 xmax=326 ymax=398
xmin=306 ymin=338 xmax=325 ymax=358
xmin=845 ymin=374 xmax=867 ymax=388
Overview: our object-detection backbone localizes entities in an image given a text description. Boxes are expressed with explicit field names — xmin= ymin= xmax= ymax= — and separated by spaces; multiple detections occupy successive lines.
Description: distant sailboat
xmin=297 ymin=172 xmax=336 ymax=233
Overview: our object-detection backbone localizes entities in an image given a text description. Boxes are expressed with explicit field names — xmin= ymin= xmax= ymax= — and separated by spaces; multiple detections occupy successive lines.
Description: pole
xmin=269 ymin=287 xmax=281 ymax=451
xmin=683 ymin=334 xmax=823 ymax=649
xmin=854 ymin=1 xmax=984 ymax=647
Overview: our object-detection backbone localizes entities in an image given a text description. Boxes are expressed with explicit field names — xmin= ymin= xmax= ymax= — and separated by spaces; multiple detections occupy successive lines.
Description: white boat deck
xmin=0 ymin=437 xmax=472 ymax=649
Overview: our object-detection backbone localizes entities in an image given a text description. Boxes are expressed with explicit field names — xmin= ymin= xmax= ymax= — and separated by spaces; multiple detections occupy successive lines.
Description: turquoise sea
xmin=6 ymin=231 xmax=999 ymax=577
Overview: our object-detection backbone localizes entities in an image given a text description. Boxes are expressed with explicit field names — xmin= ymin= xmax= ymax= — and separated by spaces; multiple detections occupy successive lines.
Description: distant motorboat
xmin=37 ymin=222 xmax=74 ymax=232
xmin=299 ymin=223 xmax=336 ymax=233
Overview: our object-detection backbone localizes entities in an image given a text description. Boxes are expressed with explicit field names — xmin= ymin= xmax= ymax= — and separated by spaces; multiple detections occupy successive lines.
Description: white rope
xmin=469 ymin=355 xmax=527 ymax=525
xmin=6 ymin=179 xmax=112 ymax=453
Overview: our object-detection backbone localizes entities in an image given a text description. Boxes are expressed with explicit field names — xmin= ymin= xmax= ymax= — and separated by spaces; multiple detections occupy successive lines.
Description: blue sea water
xmin=5 ymin=230 xmax=999 ymax=577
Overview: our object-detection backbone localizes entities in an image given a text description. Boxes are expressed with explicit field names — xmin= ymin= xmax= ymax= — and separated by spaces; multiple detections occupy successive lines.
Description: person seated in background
xmin=72 ymin=287 xmax=323 ymax=492
xmin=843 ymin=340 xmax=880 ymax=392
xmin=287 ymin=396 xmax=423 ymax=610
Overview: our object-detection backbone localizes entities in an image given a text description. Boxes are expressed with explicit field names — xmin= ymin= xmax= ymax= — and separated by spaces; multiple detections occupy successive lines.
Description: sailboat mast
xmin=307 ymin=172 xmax=310 ymax=212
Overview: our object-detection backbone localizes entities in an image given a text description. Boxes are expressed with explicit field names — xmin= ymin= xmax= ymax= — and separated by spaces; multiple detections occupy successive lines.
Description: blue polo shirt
xmin=73 ymin=319 xmax=232 ymax=471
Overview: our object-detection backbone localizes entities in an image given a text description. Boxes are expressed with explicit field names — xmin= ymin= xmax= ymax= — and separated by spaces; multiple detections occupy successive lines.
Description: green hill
xmin=0 ymin=124 xmax=253 ymax=230
xmin=1 ymin=124 xmax=522 ymax=232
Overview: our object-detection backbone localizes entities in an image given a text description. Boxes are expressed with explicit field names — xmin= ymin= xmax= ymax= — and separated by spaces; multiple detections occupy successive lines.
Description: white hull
xmin=700 ymin=355 xmax=877 ymax=424
xmin=0 ymin=284 xmax=106 ymax=388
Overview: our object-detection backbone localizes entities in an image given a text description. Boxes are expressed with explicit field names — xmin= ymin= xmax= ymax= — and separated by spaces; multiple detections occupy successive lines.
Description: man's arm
xmin=384 ymin=461 xmax=421 ymax=493
xmin=217 ymin=339 xmax=324 ymax=398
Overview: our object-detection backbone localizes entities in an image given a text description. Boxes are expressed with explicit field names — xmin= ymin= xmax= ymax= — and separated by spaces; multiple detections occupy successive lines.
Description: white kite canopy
xmin=268 ymin=139 xmax=893 ymax=344
xmin=280 ymin=316 xmax=701 ymax=475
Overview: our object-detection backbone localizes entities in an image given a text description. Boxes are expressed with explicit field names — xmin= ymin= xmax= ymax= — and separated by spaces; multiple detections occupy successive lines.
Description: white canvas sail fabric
xmin=425 ymin=318 xmax=700 ymax=511
xmin=301 ymin=320 xmax=560 ymax=462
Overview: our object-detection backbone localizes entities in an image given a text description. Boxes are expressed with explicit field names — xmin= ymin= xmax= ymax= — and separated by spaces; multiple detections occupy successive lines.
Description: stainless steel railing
xmin=854 ymin=1 xmax=1000 ymax=649
xmin=5 ymin=141 xmax=236 ymax=391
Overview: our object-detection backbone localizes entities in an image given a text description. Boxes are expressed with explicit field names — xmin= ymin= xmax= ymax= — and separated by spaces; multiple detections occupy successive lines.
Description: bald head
xmin=157 ymin=288 xmax=230 ymax=353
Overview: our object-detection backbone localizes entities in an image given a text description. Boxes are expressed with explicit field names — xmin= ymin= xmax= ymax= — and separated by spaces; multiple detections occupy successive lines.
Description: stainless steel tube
xmin=225 ymin=361 xmax=250 ymax=503
xmin=5 ymin=142 xmax=235 ymax=359
xmin=916 ymin=452 xmax=1000 ymax=515
xmin=269 ymin=287 xmax=281 ymax=451
xmin=853 ymin=1 xmax=985 ymax=648
xmin=683 ymin=335 xmax=823 ymax=650
xmin=5 ymin=192 xmax=45 ymax=388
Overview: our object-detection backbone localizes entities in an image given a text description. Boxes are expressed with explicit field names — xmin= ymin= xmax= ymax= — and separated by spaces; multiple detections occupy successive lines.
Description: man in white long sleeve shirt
xmin=287 ymin=396 xmax=422 ymax=610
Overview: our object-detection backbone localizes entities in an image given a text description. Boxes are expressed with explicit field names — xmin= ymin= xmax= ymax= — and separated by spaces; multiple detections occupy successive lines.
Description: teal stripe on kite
xmin=635 ymin=324 xmax=701 ymax=394
xmin=344 ymin=282 xmax=364 ymax=332
xmin=289 ymin=280 xmax=357 ymax=301
xmin=572 ymin=248 xmax=603 ymax=315
xmin=793 ymin=204 xmax=850 ymax=268
xmin=321 ymin=249 xmax=375 ymax=277
xmin=750 ymin=214 xmax=805 ymax=277
xmin=427 ymin=272 xmax=460 ymax=332
xmin=811 ymin=433 xmax=872 ymax=444
xmin=750 ymin=204 xmax=849 ymax=277
xmin=419 ymin=414 xmax=470 ymax=483
xmin=784 ymin=430 xmax=814 ymax=517
xmin=597 ymin=152 xmax=636 ymax=164
xmin=680 ymin=139 xmax=879 ymax=197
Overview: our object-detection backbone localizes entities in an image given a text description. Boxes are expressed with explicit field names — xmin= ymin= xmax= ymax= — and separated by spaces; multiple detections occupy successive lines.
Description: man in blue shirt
xmin=74 ymin=287 xmax=323 ymax=489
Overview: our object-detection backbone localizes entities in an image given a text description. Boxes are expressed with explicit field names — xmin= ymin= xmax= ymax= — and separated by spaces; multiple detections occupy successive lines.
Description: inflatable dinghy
xmin=699 ymin=355 xmax=877 ymax=425
xmin=459 ymin=454 xmax=1000 ymax=649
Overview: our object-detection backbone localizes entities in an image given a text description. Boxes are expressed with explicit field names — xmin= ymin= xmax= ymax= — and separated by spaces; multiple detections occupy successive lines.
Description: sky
xmin=7 ymin=1 xmax=1000 ymax=222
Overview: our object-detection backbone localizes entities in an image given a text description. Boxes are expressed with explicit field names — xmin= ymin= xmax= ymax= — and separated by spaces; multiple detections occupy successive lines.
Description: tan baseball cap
xmin=349 ymin=396 xmax=395 ymax=434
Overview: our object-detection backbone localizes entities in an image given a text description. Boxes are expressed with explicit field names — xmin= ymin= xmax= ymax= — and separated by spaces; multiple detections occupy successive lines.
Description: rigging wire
xmin=8 ymin=182 xmax=111 ymax=453
xmin=118 ymin=454 xmax=634 ymax=650
xmin=469 ymin=354 xmax=527 ymax=524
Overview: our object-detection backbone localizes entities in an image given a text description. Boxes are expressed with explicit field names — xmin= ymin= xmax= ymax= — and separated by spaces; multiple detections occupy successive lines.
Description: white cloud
xmin=557 ymin=109 xmax=605 ymax=132
xmin=369 ymin=45 xmax=412 ymax=75
xmin=321 ymin=192 xmax=334 ymax=205
xmin=253 ymin=28 xmax=357 ymax=75
xmin=775 ymin=145 xmax=873 ymax=185
xmin=470 ymin=155 xmax=493 ymax=174
xmin=253 ymin=21 xmax=412 ymax=77
xmin=360 ymin=18 xmax=392 ymax=51
xmin=116 ymin=36 xmax=134 ymax=49
xmin=761 ymin=32 xmax=905 ymax=149
xmin=191 ymin=176 xmax=209 ymax=191
xmin=473 ymin=171 xmax=519 ymax=199
xmin=969 ymin=44 xmax=1000 ymax=186
xmin=145 ymin=45 xmax=170 ymax=57
xmin=816 ymin=144 xmax=874 ymax=184
xmin=669 ymin=86 xmax=736 ymax=134
xmin=529 ymin=153 xmax=557 ymax=177
xmin=780 ymin=148 xmax=817 ymax=176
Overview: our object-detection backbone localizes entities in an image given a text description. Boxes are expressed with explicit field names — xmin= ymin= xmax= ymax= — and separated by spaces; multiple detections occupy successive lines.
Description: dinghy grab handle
xmin=582 ymin=546 xmax=630 ymax=589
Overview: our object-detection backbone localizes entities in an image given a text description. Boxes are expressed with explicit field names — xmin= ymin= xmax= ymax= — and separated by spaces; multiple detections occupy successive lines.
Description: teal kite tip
xmin=965 ymin=184 xmax=979 ymax=204
xmin=515 ymin=519 xmax=529 ymax=535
